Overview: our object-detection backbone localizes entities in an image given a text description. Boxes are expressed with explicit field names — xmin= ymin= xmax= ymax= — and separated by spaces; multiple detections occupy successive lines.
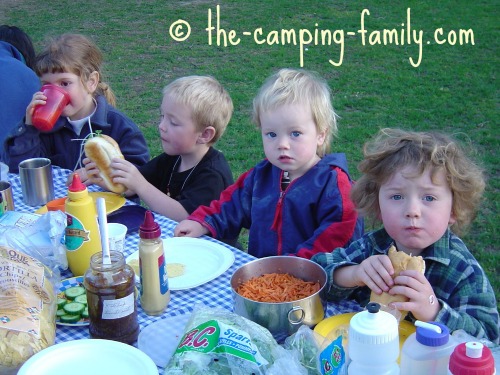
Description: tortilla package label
xmin=0 ymin=247 xmax=48 ymax=337
xmin=175 ymin=319 xmax=269 ymax=367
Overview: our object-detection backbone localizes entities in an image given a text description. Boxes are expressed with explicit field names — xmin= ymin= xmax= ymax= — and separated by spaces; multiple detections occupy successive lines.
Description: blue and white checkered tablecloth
xmin=6 ymin=166 xmax=362 ymax=371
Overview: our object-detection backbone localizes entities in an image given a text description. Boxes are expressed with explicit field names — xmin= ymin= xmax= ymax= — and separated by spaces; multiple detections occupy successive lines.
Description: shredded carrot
xmin=236 ymin=273 xmax=320 ymax=302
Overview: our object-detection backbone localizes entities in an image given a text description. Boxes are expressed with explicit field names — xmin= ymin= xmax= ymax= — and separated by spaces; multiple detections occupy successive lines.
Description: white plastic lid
xmin=466 ymin=342 xmax=484 ymax=359
xmin=349 ymin=302 xmax=399 ymax=344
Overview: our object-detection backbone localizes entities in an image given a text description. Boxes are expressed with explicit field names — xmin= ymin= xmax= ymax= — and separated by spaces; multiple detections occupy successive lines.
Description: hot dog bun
xmin=370 ymin=245 xmax=425 ymax=317
xmin=84 ymin=134 xmax=126 ymax=194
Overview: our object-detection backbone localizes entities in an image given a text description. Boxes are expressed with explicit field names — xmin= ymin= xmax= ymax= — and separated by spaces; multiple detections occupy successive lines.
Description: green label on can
xmin=65 ymin=214 xmax=90 ymax=251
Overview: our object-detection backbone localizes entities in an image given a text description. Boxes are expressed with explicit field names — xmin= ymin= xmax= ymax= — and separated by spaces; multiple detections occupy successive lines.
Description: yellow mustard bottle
xmin=139 ymin=210 xmax=170 ymax=315
xmin=64 ymin=173 xmax=102 ymax=276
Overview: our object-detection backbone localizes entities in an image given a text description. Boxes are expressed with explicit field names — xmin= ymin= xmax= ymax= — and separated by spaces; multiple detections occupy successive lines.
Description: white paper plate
xmin=18 ymin=339 xmax=158 ymax=375
xmin=126 ymin=237 xmax=235 ymax=290
xmin=138 ymin=313 xmax=190 ymax=367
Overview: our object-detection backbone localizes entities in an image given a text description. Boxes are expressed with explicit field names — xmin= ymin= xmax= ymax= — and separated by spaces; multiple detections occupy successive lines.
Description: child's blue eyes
xmin=266 ymin=132 xmax=277 ymax=138
xmin=390 ymin=195 xmax=436 ymax=201
xmin=265 ymin=131 xmax=301 ymax=138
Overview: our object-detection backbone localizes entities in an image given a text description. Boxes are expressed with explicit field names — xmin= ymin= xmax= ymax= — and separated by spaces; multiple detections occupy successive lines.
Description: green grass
xmin=1 ymin=0 xmax=498 ymax=307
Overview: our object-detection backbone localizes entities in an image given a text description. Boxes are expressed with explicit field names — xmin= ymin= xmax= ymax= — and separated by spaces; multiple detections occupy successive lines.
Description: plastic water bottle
xmin=348 ymin=302 xmax=400 ymax=375
xmin=448 ymin=341 xmax=496 ymax=375
xmin=400 ymin=321 xmax=458 ymax=374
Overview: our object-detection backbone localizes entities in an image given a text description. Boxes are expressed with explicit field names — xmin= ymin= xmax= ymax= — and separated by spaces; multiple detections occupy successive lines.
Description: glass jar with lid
xmin=84 ymin=250 xmax=139 ymax=344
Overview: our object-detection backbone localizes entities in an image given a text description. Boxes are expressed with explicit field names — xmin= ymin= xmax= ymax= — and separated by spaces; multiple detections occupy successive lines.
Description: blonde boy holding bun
xmin=86 ymin=75 xmax=235 ymax=226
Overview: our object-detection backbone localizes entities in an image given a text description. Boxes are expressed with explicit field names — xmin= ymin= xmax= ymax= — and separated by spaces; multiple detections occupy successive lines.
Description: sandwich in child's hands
xmin=370 ymin=244 xmax=425 ymax=318
xmin=84 ymin=134 xmax=126 ymax=194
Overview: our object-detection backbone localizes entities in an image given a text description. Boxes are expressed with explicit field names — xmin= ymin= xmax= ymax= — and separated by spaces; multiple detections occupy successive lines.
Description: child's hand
xmin=388 ymin=270 xmax=439 ymax=321
xmin=25 ymin=91 xmax=46 ymax=125
xmin=66 ymin=167 xmax=89 ymax=186
xmin=109 ymin=158 xmax=144 ymax=194
xmin=174 ymin=220 xmax=209 ymax=238
xmin=356 ymin=255 xmax=395 ymax=294
xmin=81 ymin=157 xmax=113 ymax=191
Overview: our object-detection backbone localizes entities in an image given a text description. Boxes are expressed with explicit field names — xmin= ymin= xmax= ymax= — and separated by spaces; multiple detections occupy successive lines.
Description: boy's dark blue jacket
xmin=189 ymin=154 xmax=364 ymax=259
xmin=4 ymin=95 xmax=149 ymax=172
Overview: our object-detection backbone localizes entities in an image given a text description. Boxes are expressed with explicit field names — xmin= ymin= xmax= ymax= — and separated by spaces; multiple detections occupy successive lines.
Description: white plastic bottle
xmin=138 ymin=210 xmax=170 ymax=315
xmin=348 ymin=302 xmax=400 ymax=375
xmin=400 ymin=321 xmax=458 ymax=375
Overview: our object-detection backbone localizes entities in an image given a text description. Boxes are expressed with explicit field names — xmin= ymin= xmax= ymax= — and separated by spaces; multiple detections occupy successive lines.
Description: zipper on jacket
xmin=271 ymin=193 xmax=285 ymax=255
xmin=271 ymin=171 xmax=291 ymax=255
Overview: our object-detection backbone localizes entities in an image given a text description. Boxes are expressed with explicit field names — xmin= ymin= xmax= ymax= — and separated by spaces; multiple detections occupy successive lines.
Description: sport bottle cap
xmin=449 ymin=342 xmax=495 ymax=375
xmin=416 ymin=321 xmax=450 ymax=346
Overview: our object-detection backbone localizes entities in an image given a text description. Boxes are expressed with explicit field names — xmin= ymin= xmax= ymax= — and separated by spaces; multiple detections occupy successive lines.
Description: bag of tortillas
xmin=0 ymin=245 xmax=58 ymax=374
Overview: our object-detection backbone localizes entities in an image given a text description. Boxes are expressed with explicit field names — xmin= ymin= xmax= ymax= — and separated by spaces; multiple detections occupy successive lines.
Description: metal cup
xmin=0 ymin=180 xmax=15 ymax=216
xmin=18 ymin=158 xmax=55 ymax=206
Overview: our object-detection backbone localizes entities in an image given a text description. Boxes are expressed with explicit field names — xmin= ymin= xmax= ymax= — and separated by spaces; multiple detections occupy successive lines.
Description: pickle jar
xmin=84 ymin=250 xmax=139 ymax=344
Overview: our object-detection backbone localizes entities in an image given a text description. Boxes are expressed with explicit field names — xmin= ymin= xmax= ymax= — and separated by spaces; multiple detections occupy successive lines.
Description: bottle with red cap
xmin=138 ymin=210 xmax=170 ymax=315
xmin=64 ymin=173 xmax=102 ymax=276
xmin=448 ymin=341 xmax=496 ymax=375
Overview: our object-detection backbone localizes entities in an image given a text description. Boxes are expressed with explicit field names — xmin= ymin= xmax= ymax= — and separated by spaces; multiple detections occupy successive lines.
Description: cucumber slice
xmin=63 ymin=302 xmax=85 ymax=316
xmin=60 ymin=314 xmax=81 ymax=324
xmin=82 ymin=307 xmax=89 ymax=319
xmin=57 ymin=298 xmax=67 ymax=309
xmin=74 ymin=294 xmax=87 ymax=305
xmin=64 ymin=286 xmax=85 ymax=300
xmin=56 ymin=309 xmax=66 ymax=317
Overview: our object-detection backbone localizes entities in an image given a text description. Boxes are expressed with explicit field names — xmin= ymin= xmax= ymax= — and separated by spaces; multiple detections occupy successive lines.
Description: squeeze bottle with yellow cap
xmin=64 ymin=173 xmax=102 ymax=276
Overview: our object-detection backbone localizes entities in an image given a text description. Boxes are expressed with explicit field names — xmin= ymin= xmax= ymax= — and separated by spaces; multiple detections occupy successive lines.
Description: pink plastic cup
xmin=32 ymin=84 xmax=71 ymax=131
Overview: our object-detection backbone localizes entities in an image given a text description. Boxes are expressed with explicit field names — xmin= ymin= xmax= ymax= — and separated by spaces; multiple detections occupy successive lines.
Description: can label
xmin=65 ymin=214 xmax=90 ymax=251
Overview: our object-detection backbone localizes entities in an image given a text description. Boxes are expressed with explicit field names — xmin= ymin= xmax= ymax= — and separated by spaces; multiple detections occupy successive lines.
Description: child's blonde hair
xmin=252 ymin=68 xmax=338 ymax=157
xmin=351 ymin=128 xmax=485 ymax=234
xmin=162 ymin=75 xmax=233 ymax=144
xmin=35 ymin=33 xmax=116 ymax=106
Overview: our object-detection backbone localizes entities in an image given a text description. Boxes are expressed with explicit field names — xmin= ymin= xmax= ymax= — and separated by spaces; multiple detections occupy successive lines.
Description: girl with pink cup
xmin=3 ymin=33 xmax=149 ymax=178
xmin=31 ymin=84 xmax=71 ymax=131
